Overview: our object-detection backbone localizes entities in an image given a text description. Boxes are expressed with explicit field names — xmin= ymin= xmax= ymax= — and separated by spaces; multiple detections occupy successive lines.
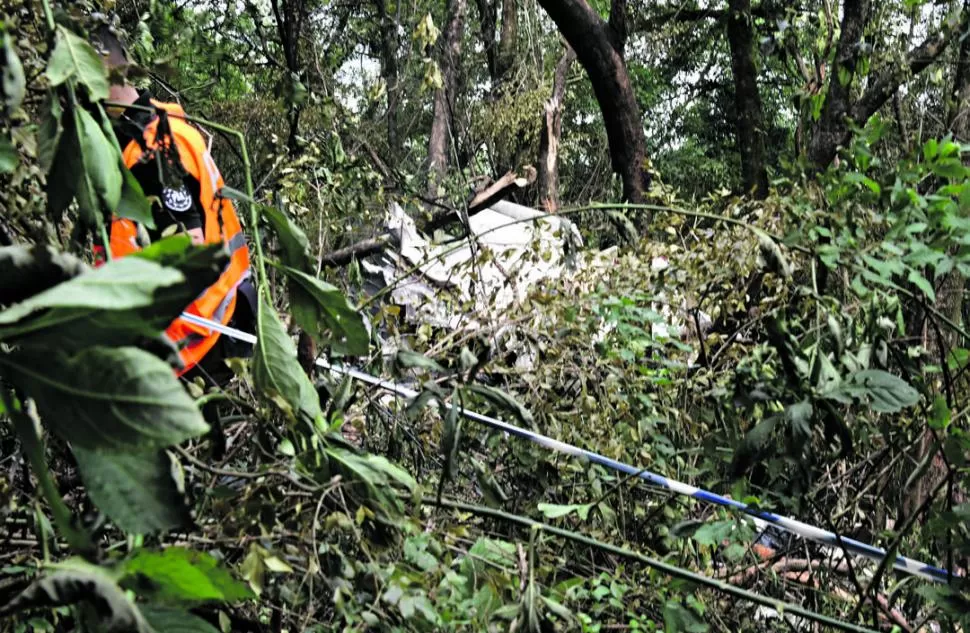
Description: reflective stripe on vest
xmin=97 ymin=100 xmax=252 ymax=377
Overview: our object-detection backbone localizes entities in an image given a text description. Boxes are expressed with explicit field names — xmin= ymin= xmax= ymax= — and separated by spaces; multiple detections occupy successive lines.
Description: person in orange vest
xmin=90 ymin=24 xmax=257 ymax=389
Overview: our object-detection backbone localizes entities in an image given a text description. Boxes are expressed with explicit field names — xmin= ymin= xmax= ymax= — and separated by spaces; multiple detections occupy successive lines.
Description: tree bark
xmin=940 ymin=0 xmax=970 ymax=333
xmin=538 ymin=46 xmax=575 ymax=212
xmin=374 ymin=0 xmax=401 ymax=154
xmin=807 ymin=0 xmax=965 ymax=169
xmin=851 ymin=18 xmax=964 ymax=126
xmin=495 ymin=0 xmax=517 ymax=85
xmin=609 ymin=0 xmax=628 ymax=56
xmin=726 ymin=0 xmax=768 ymax=199
xmin=949 ymin=0 xmax=970 ymax=138
xmin=269 ymin=0 xmax=310 ymax=156
xmin=474 ymin=0 xmax=499 ymax=82
xmin=427 ymin=0 xmax=467 ymax=197
xmin=535 ymin=0 xmax=650 ymax=205
xmin=474 ymin=0 xmax=519 ymax=174
xmin=806 ymin=0 xmax=870 ymax=169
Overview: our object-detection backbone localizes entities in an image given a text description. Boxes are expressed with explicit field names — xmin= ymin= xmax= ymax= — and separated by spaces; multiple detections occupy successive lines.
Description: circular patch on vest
xmin=162 ymin=185 xmax=194 ymax=213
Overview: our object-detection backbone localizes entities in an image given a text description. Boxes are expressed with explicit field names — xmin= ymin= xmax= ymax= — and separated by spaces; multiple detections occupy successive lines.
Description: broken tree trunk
xmin=538 ymin=45 xmax=576 ymax=213
xmin=423 ymin=167 xmax=537 ymax=232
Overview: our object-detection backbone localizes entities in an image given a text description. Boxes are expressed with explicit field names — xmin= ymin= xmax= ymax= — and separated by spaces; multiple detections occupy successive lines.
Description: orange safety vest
xmin=99 ymin=100 xmax=252 ymax=376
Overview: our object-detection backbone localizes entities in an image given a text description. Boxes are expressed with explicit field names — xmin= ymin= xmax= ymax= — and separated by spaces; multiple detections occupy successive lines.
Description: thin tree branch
xmin=422 ymin=497 xmax=880 ymax=633
xmin=851 ymin=11 xmax=969 ymax=124
xmin=320 ymin=236 xmax=392 ymax=267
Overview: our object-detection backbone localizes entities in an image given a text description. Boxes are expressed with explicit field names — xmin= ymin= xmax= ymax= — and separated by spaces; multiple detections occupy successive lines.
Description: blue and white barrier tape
xmin=179 ymin=311 xmax=958 ymax=585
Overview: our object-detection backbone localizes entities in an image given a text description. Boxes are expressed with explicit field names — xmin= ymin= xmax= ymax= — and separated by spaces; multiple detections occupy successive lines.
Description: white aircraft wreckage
xmin=358 ymin=200 xmax=711 ymax=370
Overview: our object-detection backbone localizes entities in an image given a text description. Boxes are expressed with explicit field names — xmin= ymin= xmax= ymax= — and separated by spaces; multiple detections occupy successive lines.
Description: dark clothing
xmin=184 ymin=287 xmax=257 ymax=387
xmin=111 ymin=91 xmax=258 ymax=388
xmin=112 ymin=91 xmax=206 ymax=243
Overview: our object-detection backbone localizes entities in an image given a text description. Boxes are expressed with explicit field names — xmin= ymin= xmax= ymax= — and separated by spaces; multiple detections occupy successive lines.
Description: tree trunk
xmin=474 ymin=0 xmax=499 ymax=83
xmin=474 ymin=0 xmax=519 ymax=175
xmin=428 ymin=0 xmax=467 ymax=197
xmin=726 ymin=0 xmax=768 ymax=199
xmin=807 ymin=0 xmax=964 ymax=170
xmin=538 ymin=46 xmax=575 ymax=213
xmin=375 ymin=0 xmax=401 ymax=154
xmin=535 ymin=0 xmax=650 ymax=204
xmin=806 ymin=0 xmax=870 ymax=169
xmin=950 ymin=0 xmax=970 ymax=138
xmin=940 ymin=0 xmax=970 ymax=345
xmin=270 ymin=0 xmax=308 ymax=156
xmin=270 ymin=0 xmax=315 ymax=365
xmin=494 ymin=0 xmax=517 ymax=85
xmin=286 ymin=108 xmax=302 ymax=155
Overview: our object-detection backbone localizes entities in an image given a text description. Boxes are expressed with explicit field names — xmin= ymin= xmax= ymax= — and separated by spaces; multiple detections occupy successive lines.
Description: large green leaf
xmin=785 ymin=399 xmax=813 ymax=439
xmin=77 ymin=107 xmax=122 ymax=216
xmin=118 ymin=164 xmax=155 ymax=227
xmin=730 ymin=415 xmax=779 ymax=477
xmin=276 ymin=264 xmax=369 ymax=356
xmin=663 ymin=600 xmax=709 ymax=633
xmin=691 ymin=520 xmax=737 ymax=547
xmin=395 ymin=349 xmax=448 ymax=374
xmin=325 ymin=446 xmax=418 ymax=522
xmin=260 ymin=204 xmax=313 ymax=270
xmin=252 ymin=293 xmax=322 ymax=425
xmin=120 ymin=547 xmax=255 ymax=603
xmin=537 ymin=503 xmax=593 ymax=521
xmin=132 ymin=237 xmax=228 ymax=287
xmin=459 ymin=538 xmax=517 ymax=577
xmin=463 ymin=384 xmax=534 ymax=426
xmin=440 ymin=386 xmax=461 ymax=481
xmin=2 ymin=346 xmax=209 ymax=451
xmin=0 ymin=245 xmax=223 ymax=351
xmin=37 ymin=95 xmax=63 ymax=173
xmin=262 ymin=206 xmax=368 ymax=359
xmin=753 ymin=228 xmax=792 ymax=279
xmin=0 ymin=561 xmax=150 ymax=633
xmin=0 ymin=256 xmax=182 ymax=330
xmin=75 ymin=156 xmax=103 ymax=230
xmin=139 ymin=607 xmax=221 ymax=633
xmin=930 ymin=395 xmax=952 ymax=430
xmin=931 ymin=157 xmax=968 ymax=181
xmin=845 ymin=369 xmax=921 ymax=413
xmin=0 ymin=244 xmax=88 ymax=307
xmin=72 ymin=446 xmax=192 ymax=534
xmin=94 ymin=105 xmax=155 ymax=228
xmin=45 ymin=25 xmax=109 ymax=101
xmin=916 ymin=583 xmax=970 ymax=618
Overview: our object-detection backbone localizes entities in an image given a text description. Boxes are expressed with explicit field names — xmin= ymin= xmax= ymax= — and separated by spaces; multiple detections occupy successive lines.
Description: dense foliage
xmin=2 ymin=0 xmax=970 ymax=632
